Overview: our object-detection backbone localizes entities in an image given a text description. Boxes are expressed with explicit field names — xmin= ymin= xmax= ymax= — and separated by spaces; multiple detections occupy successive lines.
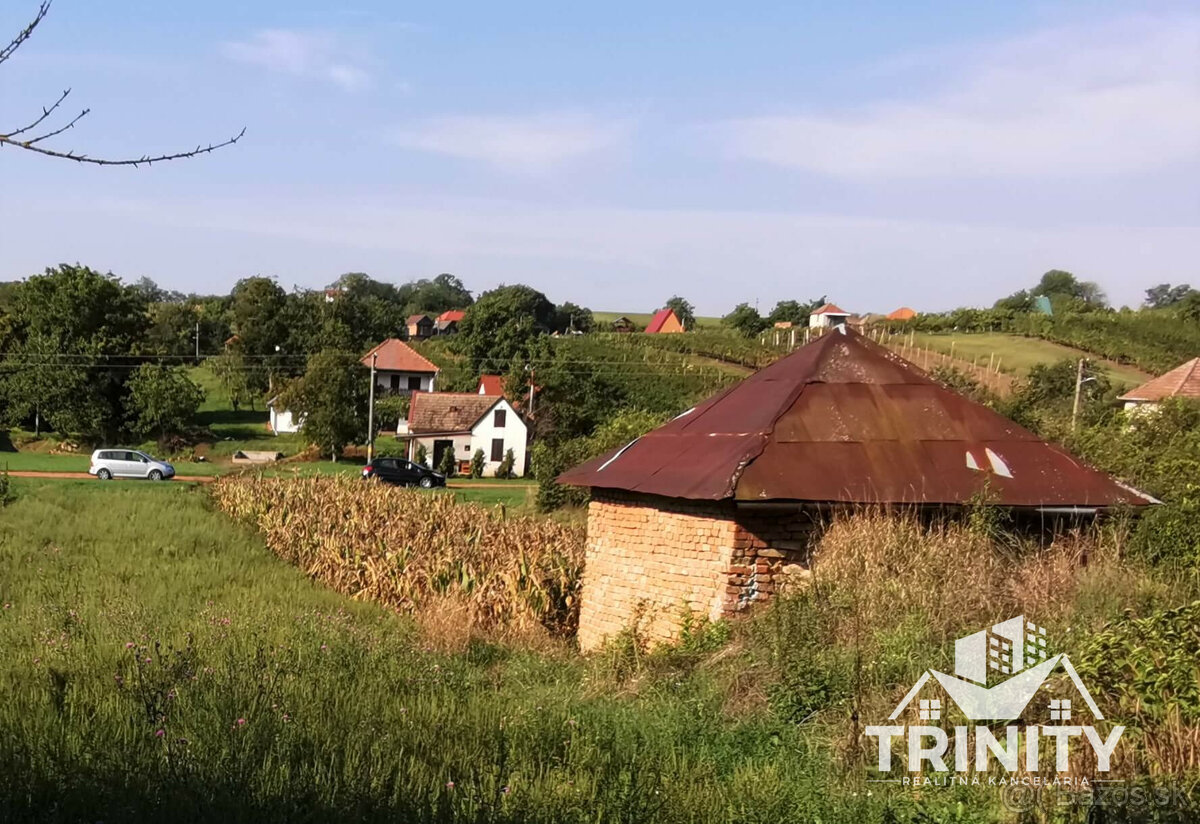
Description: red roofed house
xmin=397 ymin=392 xmax=528 ymax=476
xmin=1118 ymin=358 xmax=1200 ymax=412
xmin=477 ymin=374 xmax=505 ymax=396
xmin=559 ymin=329 xmax=1156 ymax=650
xmin=645 ymin=308 xmax=684 ymax=334
xmin=887 ymin=307 xmax=917 ymax=321
xmin=406 ymin=314 xmax=434 ymax=340
xmin=809 ymin=302 xmax=850 ymax=329
xmin=435 ymin=309 xmax=466 ymax=336
xmin=362 ymin=338 xmax=440 ymax=394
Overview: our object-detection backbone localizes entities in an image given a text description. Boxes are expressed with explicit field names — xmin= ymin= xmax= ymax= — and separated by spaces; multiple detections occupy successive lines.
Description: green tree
xmin=0 ymin=264 xmax=149 ymax=441
xmin=555 ymin=302 xmax=594 ymax=334
xmin=665 ymin=296 xmax=696 ymax=331
xmin=276 ymin=351 xmax=369 ymax=460
xmin=1144 ymin=283 xmax=1197 ymax=309
xmin=1178 ymin=292 xmax=1200 ymax=324
xmin=229 ymin=277 xmax=288 ymax=393
xmin=722 ymin=303 xmax=769 ymax=337
xmin=126 ymin=364 xmax=205 ymax=441
xmin=497 ymin=448 xmax=516 ymax=479
xmin=470 ymin=448 xmax=486 ymax=478
xmin=456 ymin=285 xmax=556 ymax=373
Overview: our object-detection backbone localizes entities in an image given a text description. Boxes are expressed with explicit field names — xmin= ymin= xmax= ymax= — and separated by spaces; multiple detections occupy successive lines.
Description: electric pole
xmin=366 ymin=352 xmax=378 ymax=463
xmin=1071 ymin=358 xmax=1085 ymax=432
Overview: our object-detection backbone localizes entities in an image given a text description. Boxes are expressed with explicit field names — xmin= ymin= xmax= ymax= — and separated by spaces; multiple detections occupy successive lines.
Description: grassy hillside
xmin=592 ymin=310 xmax=723 ymax=330
xmin=896 ymin=331 xmax=1151 ymax=388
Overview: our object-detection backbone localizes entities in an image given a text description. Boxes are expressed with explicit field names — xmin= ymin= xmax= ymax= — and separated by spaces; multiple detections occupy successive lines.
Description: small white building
xmin=362 ymin=338 xmax=440 ymax=394
xmin=809 ymin=302 xmax=851 ymax=329
xmin=267 ymin=397 xmax=302 ymax=435
xmin=397 ymin=393 xmax=527 ymax=477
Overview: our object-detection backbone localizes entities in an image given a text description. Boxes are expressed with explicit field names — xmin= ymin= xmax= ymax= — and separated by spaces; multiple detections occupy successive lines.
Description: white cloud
xmin=715 ymin=15 xmax=1200 ymax=178
xmin=222 ymin=29 xmax=372 ymax=91
xmin=388 ymin=113 xmax=631 ymax=170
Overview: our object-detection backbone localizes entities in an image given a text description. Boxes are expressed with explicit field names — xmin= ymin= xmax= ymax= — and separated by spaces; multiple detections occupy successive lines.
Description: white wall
xmin=469 ymin=398 xmax=528 ymax=477
xmin=269 ymin=406 xmax=301 ymax=435
xmin=376 ymin=370 xmax=436 ymax=393
xmin=809 ymin=313 xmax=848 ymax=329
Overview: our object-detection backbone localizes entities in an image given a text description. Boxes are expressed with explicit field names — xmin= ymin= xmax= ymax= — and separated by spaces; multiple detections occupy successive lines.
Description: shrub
xmin=0 ymin=464 xmax=14 ymax=507
xmin=415 ymin=442 xmax=428 ymax=467
xmin=436 ymin=446 xmax=456 ymax=477
xmin=1131 ymin=496 xmax=1200 ymax=567
xmin=470 ymin=448 xmax=485 ymax=479
xmin=497 ymin=448 xmax=515 ymax=479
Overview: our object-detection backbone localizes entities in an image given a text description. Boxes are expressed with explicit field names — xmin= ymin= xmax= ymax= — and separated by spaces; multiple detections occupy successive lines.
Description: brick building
xmin=559 ymin=330 xmax=1155 ymax=651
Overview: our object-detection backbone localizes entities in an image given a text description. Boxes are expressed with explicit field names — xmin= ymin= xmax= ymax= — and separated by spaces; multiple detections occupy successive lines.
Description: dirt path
xmin=8 ymin=470 xmax=215 ymax=483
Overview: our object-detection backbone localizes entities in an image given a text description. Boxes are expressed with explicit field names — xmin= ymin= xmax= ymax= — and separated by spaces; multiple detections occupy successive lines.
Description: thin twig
xmin=21 ymin=107 xmax=89 ymax=145
xmin=0 ymin=0 xmax=50 ymax=65
xmin=3 ymin=87 xmax=70 ymax=138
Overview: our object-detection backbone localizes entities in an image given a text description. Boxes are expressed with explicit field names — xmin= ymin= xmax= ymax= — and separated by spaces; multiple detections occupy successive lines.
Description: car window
xmin=377 ymin=459 xmax=395 ymax=468
xmin=97 ymin=451 xmax=113 ymax=461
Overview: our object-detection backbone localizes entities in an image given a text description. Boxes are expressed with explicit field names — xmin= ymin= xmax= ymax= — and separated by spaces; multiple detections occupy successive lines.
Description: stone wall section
xmin=577 ymin=490 xmax=821 ymax=651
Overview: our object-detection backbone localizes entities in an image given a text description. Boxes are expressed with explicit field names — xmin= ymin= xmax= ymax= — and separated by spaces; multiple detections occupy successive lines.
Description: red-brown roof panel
xmin=558 ymin=330 xmax=1155 ymax=509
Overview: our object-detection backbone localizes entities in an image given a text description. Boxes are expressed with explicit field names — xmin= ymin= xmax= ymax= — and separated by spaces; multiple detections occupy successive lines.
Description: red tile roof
xmin=811 ymin=303 xmax=848 ymax=315
xmin=887 ymin=307 xmax=916 ymax=320
xmin=645 ymin=308 xmax=678 ymax=334
xmin=478 ymin=374 xmax=505 ymax=396
xmin=408 ymin=393 xmax=501 ymax=434
xmin=438 ymin=310 xmax=466 ymax=323
xmin=558 ymin=330 xmax=1154 ymax=509
xmin=1119 ymin=358 xmax=1200 ymax=402
xmin=361 ymin=339 xmax=440 ymax=373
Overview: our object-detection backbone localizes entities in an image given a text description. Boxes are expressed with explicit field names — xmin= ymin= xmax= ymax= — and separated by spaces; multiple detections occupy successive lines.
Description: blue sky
xmin=1 ymin=1 xmax=1197 ymax=315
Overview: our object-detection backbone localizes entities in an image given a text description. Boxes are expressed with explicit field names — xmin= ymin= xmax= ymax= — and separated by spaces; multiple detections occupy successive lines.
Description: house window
xmin=491 ymin=438 xmax=504 ymax=462
xmin=408 ymin=376 xmax=423 ymax=391
xmin=389 ymin=375 xmax=400 ymax=391
xmin=493 ymin=409 xmax=506 ymax=427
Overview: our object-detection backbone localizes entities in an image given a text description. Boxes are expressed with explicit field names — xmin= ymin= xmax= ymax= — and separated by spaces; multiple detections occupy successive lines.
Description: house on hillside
xmin=887 ymin=307 xmax=916 ymax=321
xmin=397 ymin=393 xmax=527 ymax=477
xmin=611 ymin=316 xmax=636 ymax=333
xmin=477 ymin=374 xmax=505 ymax=396
xmin=1118 ymin=358 xmax=1200 ymax=412
xmin=435 ymin=310 xmax=465 ymax=336
xmin=406 ymin=314 xmax=434 ymax=340
xmin=558 ymin=329 xmax=1156 ymax=650
xmin=324 ymin=288 xmax=342 ymax=303
xmin=362 ymin=338 xmax=440 ymax=394
xmin=645 ymin=307 xmax=684 ymax=334
xmin=808 ymin=302 xmax=850 ymax=329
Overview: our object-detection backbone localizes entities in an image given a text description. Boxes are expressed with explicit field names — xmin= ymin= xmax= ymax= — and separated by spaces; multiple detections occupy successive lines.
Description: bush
xmin=436 ymin=445 xmax=456 ymax=477
xmin=0 ymin=464 xmax=14 ymax=507
xmin=415 ymin=442 xmax=428 ymax=467
xmin=496 ymin=448 xmax=515 ymax=479
xmin=1131 ymin=497 xmax=1200 ymax=567
xmin=470 ymin=448 xmax=485 ymax=479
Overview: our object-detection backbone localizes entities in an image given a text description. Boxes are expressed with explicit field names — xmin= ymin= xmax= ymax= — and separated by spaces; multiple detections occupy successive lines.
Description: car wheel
xmin=148 ymin=469 xmax=163 ymax=481
xmin=97 ymin=468 xmax=112 ymax=481
xmin=419 ymin=476 xmax=434 ymax=489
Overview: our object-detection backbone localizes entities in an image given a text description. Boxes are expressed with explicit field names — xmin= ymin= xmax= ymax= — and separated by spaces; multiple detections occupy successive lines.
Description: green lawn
xmin=901 ymin=332 xmax=1151 ymax=388
xmin=0 ymin=481 xmax=915 ymax=823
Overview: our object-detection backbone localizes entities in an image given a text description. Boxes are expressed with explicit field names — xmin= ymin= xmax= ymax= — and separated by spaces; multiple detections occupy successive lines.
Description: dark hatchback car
xmin=361 ymin=458 xmax=446 ymax=488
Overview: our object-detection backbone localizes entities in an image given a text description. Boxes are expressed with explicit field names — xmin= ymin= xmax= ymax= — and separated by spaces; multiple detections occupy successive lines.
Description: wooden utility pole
xmin=1071 ymin=358 xmax=1085 ymax=432
xmin=366 ymin=353 xmax=378 ymax=463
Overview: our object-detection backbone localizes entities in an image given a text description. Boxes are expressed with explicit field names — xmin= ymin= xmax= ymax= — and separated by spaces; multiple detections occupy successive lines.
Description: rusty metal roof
xmin=557 ymin=330 xmax=1155 ymax=508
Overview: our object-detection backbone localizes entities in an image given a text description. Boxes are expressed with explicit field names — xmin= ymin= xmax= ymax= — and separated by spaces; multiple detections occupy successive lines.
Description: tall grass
xmin=0 ymin=481 xmax=969 ymax=823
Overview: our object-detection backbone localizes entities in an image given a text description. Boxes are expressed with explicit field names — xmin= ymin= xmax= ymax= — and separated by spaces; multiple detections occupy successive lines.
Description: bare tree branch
xmin=0 ymin=0 xmax=50 ymax=66
xmin=4 ymin=87 xmax=70 ymax=137
xmin=0 ymin=127 xmax=246 ymax=166
xmin=1 ymin=2 xmax=244 ymax=167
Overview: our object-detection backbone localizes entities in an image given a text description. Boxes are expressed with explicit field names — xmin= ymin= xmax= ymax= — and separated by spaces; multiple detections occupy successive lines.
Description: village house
xmin=435 ymin=309 xmax=465 ymax=336
xmin=610 ymin=316 xmax=636 ymax=333
xmin=808 ymin=302 xmax=850 ymax=329
xmin=397 ymin=392 xmax=527 ymax=477
xmin=477 ymin=374 xmax=505 ymax=396
xmin=406 ymin=314 xmax=435 ymax=340
xmin=267 ymin=399 xmax=300 ymax=435
xmin=645 ymin=307 xmax=684 ymax=334
xmin=362 ymin=338 xmax=439 ymax=394
xmin=558 ymin=329 xmax=1156 ymax=651
xmin=887 ymin=306 xmax=917 ymax=321
xmin=1118 ymin=358 xmax=1200 ymax=412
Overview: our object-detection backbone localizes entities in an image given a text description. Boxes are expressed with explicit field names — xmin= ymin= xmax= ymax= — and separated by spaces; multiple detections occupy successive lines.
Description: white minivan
xmin=89 ymin=449 xmax=176 ymax=481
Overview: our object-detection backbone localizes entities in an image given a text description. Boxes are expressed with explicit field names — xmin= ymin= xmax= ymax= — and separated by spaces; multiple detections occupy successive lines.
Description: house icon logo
xmin=865 ymin=615 xmax=1124 ymax=777
xmin=890 ymin=615 xmax=1102 ymax=723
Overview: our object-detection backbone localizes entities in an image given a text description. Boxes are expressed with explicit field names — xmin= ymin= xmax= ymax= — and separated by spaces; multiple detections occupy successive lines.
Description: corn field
xmin=212 ymin=475 xmax=585 ymax=637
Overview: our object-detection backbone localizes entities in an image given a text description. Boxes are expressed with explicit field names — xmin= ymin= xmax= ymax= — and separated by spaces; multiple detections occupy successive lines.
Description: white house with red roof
xmin=808 ymin=302 xmax=850 ymax=329
xmin=362 ymin=338 xmax=440 ymax=394
xmin=1118 ymin=358 xmax=1200 ymax=412
xmin=396 ymin=392 xmax=528 ymax=476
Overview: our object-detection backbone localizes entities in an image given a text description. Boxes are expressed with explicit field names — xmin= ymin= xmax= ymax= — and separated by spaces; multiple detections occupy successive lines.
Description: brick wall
xmin=577 ymin=490 xmax=820 ymax=651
